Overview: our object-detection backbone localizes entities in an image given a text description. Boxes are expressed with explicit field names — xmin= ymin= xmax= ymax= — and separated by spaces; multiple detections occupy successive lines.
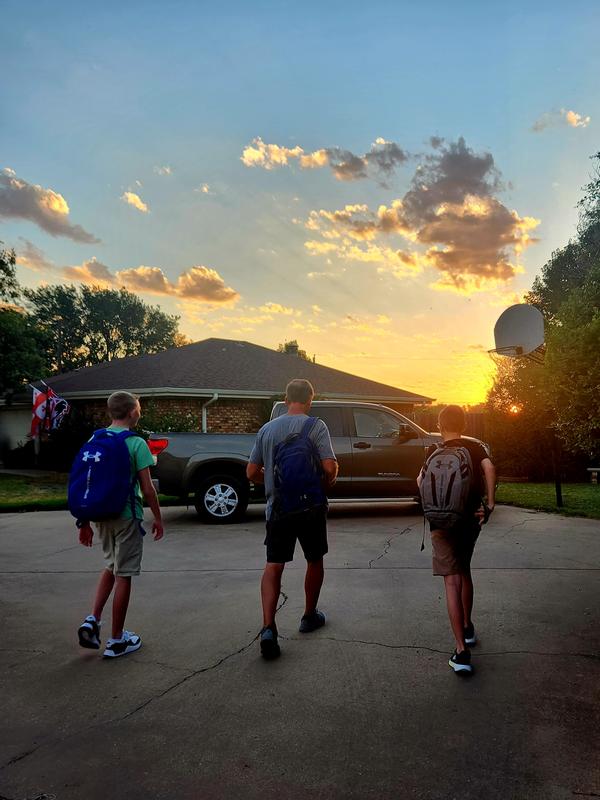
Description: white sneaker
xmin=103 ymin=630 xmax=142 ymax=658
xmin=78 ymin=615 xmax=101 ymax=649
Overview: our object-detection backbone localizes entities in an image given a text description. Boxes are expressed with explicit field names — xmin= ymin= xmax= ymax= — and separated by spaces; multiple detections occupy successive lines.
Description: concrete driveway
xmin=0 ymin=503 xmax=599 ymax=800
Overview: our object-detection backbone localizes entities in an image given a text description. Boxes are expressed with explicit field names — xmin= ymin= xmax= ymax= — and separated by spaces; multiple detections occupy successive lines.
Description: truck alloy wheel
xmin=194 ymin=475 xmax=248 ymax=523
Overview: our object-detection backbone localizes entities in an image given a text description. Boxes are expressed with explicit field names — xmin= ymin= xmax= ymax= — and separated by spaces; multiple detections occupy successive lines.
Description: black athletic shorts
xmin=264 ymin=505 xmax=328 ymax=564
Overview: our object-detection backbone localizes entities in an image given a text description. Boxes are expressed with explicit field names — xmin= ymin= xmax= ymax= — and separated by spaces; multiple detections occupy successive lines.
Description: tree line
xmin=487 ymin=151 xmax=600 ymax=473
xmin=0 ymin=253 xmax=183 ymax=396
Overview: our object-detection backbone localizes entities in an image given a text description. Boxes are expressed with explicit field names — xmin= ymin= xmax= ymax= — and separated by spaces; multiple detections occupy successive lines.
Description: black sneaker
xmin=299 ymin=610 xmax=326 ymax=633
xmin=78 ymin=615 xmax=101 ymax=649
xmin=449 ymin=648 xmax=472 ymax=674
xmin=103 ymin=630 xmax=142 ymax=658
xmin=464 ymin=622 xmax=477 ymax=646
xmin=260 ymin=626 xmax=280 ymax=660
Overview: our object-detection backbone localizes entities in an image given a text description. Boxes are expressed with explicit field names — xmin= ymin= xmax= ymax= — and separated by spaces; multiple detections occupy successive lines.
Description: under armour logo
xmin=82 ymin=451 xmax=102 ymax=462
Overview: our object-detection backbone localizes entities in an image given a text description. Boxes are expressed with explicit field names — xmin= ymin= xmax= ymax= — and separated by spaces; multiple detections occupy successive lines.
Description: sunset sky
xmin=2 ymin=1 xmax=598 ymax=404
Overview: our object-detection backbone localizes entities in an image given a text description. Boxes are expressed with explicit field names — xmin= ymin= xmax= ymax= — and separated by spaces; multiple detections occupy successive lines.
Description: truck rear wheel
xmin=194 ymin=474 xmax=249 ymax=524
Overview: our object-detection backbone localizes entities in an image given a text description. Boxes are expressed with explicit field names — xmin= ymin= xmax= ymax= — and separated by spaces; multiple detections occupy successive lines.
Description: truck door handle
xmin=353 ymin=442 xmax=371 ymax=449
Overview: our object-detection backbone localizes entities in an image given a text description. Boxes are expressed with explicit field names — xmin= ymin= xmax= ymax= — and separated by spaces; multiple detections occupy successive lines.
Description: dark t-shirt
xmin=424 ymin=438 xmax=489 ymax=512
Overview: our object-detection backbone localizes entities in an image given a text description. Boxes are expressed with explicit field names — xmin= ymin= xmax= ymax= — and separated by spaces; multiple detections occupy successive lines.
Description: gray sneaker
xmin=299 ymin=610 xmax=326 ymax=633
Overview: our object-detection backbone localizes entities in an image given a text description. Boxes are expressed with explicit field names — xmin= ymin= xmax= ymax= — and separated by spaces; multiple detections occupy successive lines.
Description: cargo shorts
xmin=97 ymin=518 xmax=144 ymax=577
xmin=430 ymin=521 xmax=480 ymax=576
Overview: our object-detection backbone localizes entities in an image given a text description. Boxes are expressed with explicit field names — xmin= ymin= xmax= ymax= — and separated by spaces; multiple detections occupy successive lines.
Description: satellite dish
xmin=492 ymin=304 xmax=545 ymax=358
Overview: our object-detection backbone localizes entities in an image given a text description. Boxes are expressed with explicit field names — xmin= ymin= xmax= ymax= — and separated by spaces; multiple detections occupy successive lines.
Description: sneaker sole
xmin=449 ymin=660 xmax=473 ymax=674
xmin=465 ymin=636 xmax=477 ymax=646
xmin=260 ymin=639 xmax=281 ymax=660
xmin=103 ymin=641 xmax=142 ymax=658
xmin=78 ymin=628 xmax=100 ymax=649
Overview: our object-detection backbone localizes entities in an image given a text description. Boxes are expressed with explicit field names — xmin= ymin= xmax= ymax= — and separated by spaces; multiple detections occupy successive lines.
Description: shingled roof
xmin=40 ymin=338 xmax=433 ymax=404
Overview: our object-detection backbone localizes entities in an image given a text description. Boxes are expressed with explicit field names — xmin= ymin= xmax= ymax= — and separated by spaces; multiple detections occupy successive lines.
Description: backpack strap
xmin=300 ymin=416 xmax=319 ymax=439
xmin=107 ymin=428 xmax=140 ymax=520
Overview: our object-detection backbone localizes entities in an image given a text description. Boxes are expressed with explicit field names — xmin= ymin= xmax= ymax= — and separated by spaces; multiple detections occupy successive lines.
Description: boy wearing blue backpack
xmin=73 ymin=391 xmax=164 ymax=658
xmin=246 ymin=379 xmax=338 ymax=659
xmin=418 ymin=405 xmax=495 ymax=674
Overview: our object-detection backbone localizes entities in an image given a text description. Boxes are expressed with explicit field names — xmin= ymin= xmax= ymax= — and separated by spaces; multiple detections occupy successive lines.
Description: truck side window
xmin=310 ymin=408 xmax=344 ymax=437
xmin=354 ymin=409 xmax=399 ymax=439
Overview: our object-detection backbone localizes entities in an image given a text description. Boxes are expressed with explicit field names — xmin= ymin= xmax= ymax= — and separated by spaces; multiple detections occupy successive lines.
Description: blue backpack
xmin=68 ymin=429 xmax=137 ymax=523
xmin=272 ymin=417 xmax=326 ymax=519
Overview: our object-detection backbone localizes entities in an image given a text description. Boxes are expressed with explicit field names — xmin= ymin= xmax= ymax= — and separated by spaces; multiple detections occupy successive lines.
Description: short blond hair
xmin=285 ymin=379 xmax=315 ymax=404
xmin=107 ymin=391 xmax=139 ymax=420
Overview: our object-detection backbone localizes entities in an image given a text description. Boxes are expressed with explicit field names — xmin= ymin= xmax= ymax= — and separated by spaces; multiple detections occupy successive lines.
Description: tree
xmin=277 ymin=339 xmax=314 ymax=362
xmin=0 ymin=245 xmax=20 ymax=302
xmin=24 ymin=284 xmax=180 ymax=372
xmin=0 ymin=308 xmax=45 ymax=395
xmin=545 ymin=262 xmax=600 ymax=457
xmin=23 ymin=284 xmax=86 ymax=373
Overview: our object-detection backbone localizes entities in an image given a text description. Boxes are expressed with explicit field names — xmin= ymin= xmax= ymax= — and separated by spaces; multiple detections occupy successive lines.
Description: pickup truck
xmin=149 ymin=401 xmax=488 ymax=523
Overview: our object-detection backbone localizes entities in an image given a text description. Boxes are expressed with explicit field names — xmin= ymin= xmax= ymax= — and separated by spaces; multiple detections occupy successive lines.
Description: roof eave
xmin=45 ymin=386 xmax=434 ymax=404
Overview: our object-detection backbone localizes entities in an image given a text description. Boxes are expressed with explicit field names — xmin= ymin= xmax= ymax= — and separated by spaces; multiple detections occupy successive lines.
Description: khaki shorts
xmin=97 ymin=518 xmax=144 ymax=577
xmin=431 ymin=524 xmax=480 ymax=576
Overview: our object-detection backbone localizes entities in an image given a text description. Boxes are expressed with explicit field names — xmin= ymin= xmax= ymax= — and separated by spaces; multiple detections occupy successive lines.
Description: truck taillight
xmin=149 ymin=438 xmax=169 ymax=457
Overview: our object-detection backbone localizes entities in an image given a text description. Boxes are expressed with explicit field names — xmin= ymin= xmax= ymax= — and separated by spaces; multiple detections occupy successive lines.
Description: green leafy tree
xmin=24 ymin=284 xmax=180 ymax=371
xmin=0 ymin=245 xmax=20 ymax=302
xmin=277 ymin=339 xmax=314 ymax=362
xmin=545 ymin=263 xmax=600 ymax=457
xmin=23 ymin=284 xmax=86 ymax=372
xmin=0 ymin=308 xmax=45 ymax=395
xmin=80 ymin=287 xmax=179 ymax=361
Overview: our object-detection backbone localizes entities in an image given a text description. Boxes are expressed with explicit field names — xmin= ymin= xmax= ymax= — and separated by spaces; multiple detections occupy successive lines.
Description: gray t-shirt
xmin=249 ymin=413 xmax=337 ymax=520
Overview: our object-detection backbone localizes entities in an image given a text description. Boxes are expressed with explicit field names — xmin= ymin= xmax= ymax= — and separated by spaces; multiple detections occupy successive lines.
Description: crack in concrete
xmin=0 ymin=586 xmax=290 ymax=773
xmin=368 ymin=526 xmax=413 ymax=568
xmin=292 ymin=635 xmax=600 ymax=661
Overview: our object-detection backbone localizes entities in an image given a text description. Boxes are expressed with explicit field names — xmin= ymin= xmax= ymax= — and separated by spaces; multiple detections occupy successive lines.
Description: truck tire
xmin=194 ymin=474 xmax=249 ymax=524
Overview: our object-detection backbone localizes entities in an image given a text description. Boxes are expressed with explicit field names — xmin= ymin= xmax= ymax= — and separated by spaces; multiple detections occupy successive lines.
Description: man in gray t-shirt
xmin=247 ymin=379 xmax=338 ymax=660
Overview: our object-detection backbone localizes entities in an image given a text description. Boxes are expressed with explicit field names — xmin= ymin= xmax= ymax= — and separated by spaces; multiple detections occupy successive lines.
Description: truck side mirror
xmin=396 ymin=424 xmax=418 ymax=442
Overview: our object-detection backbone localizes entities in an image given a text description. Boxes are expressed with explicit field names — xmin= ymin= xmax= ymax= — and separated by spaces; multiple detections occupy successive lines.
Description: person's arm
xmin=79 ymin=522 xmax=94 ymax=547
xmin=481 ymin=457 xmax=496 ymax=511
xmin=246 ymin=462 xmax=264 ymax=484
xmin=321 ymin=458 xmax=338 ymax=488
xmin=138 ymin=467 xmax=164 ymax=540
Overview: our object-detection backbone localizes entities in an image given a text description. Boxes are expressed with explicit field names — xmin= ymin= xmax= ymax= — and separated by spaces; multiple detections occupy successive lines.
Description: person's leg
xmin=461 ymin=567 xmax=474 ymax=628
xmin=304 ymin=558 xmax=324 ymax=616
xmin=111 ymin=576 xmax=132 ymax=639
xmin=443 ymin=573 xmax=467 ymax=653
xmin=261 ymin=562 xmax=285 ymax=629
xmin=92 ymin=569 xmax=115 ymax=620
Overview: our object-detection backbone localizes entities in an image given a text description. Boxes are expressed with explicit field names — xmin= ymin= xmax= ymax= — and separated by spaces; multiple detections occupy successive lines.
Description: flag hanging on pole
xmin=30 ymin=387 xmax=48 ymax=437
xmin=46 ymin=386 xmax=71 ymax=430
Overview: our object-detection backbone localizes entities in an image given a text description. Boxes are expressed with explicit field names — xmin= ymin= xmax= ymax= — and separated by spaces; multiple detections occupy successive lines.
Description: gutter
xmin=201 ymin=393 xmax=219 ymax=433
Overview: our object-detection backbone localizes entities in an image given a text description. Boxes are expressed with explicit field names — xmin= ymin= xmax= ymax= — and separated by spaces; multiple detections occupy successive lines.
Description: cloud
xmin=63 ymin=257 xmax=116 ymax=286
xmin=0 ymin=168 xmax=99 ymax=243
xmin=17 ymin=242 xmax=239 ymax=305
xmin=115 ymin=265 xmax=171 ymax=294
xmin=306 ymin=200 xmax=414 ymax=242
xmin=259 ymin=302 xmax=296 ymax=315
xmin=120 ymin=191 xmax=149 ymax=213
xmin=241 ymin=137 xmax=409 ymax=183
xmin=153 ymin=165 xmax=172 ymax=175
xmin=16 ymin=239 xmax=54 ymax=272
xmin=532 ymin=108 xmax=591 ymax=132
xmin=304 ymin=137 xmax=540 ymax=293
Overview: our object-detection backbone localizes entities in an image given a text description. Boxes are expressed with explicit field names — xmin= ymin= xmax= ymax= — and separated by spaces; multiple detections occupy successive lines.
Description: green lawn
xmin=496 ymin=481 xmax=600 ymax=520
xmin=0 ymin=473 xmax=181 ymax=513
xmin=1 ymin=473 xmax=599 ymax=519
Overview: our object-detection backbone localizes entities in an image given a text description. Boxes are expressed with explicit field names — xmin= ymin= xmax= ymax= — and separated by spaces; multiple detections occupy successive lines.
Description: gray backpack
xmin=419 ymin=445 xmax=473 ymax=529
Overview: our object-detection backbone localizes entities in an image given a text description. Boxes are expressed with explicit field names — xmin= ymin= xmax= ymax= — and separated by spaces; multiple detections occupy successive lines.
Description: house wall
xmin=0 ymin=406 xmax=32 ymax=453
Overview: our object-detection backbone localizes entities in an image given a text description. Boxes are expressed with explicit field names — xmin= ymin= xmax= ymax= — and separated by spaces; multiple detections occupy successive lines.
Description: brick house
xmin=0 ymin=338 xmax=433 ymax=450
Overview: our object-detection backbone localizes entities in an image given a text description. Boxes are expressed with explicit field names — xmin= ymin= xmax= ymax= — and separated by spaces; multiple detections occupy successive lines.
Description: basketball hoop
xmin=489 ymin=305 xmax=545 ymax=364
